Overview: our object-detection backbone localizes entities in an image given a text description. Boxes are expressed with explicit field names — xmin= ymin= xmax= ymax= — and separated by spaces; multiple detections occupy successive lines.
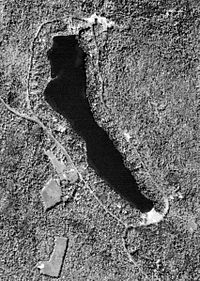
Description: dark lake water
xmin=44 ymin=35 xmax=154 ymax=213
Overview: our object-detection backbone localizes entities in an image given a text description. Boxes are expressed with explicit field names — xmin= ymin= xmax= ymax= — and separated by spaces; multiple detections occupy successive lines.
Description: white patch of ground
xmin=123 ymin=131 xmax=132 ymax=142
xmin=84 ymin=13 xmax=115 ymax=31
xmin=139 ymin=197 xmax=169 ymax=226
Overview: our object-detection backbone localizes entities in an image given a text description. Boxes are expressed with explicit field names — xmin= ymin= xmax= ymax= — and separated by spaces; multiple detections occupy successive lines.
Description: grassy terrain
xmin=1 ymin=1 xmax=200 ymax=280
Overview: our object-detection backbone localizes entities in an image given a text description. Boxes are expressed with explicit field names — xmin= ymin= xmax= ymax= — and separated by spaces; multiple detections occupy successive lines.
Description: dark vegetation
xmin=1 ymin=0 xmax=200 ymax=280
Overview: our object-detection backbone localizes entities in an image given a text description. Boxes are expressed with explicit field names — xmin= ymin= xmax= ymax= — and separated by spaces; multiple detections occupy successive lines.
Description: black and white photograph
xmin=0 ymin=1 xmax=200 ymax=280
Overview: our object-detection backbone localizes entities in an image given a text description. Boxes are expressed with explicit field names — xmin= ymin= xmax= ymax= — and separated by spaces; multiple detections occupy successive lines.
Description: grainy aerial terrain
xmin=0 ymin=1 xmax=200 ymax=280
